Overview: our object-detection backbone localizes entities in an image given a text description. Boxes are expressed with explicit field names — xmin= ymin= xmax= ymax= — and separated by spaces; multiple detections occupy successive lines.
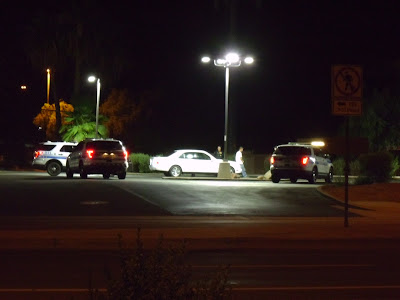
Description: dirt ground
xmin=320 ymin=183 xmax=400 ymax=203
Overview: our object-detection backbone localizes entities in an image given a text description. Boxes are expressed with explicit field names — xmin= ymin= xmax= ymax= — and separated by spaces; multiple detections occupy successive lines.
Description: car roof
xmin=40 ymin=141 xmax=77 ymax=145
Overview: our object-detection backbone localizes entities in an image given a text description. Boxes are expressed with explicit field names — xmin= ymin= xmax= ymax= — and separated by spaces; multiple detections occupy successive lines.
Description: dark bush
xmin=358 ymin=151 xmax=394 ymax=183
xmin=90 ymin=229 xmax=231 ymax=300
xmin=130 ymin=153 xmax=151 ymax=173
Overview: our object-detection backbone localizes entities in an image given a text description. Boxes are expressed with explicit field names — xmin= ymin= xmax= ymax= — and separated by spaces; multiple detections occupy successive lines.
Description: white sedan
xmin=149 ymin=149 xmax=242 ymax=177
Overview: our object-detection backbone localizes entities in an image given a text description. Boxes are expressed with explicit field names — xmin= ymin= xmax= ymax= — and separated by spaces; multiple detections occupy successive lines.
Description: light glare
xmin=88 ymin=76 xmax=96 ymax=82
xmin=216 ymin=58 xmax=226 ymax=65
xmin=201 ymin=56 xmax=211 ymax=63
xmin=225 ymin=52 xmax=239 ymax=63
xmin=244 ymin=57 xmax=254 ymax=64
xmin=311 ymin=141 xmax=325 ymax=147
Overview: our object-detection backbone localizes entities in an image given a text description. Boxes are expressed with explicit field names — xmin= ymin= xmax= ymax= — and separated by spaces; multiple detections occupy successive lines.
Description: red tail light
xmin=86 ymin=149 xmax=94 ymax=159
xmin=270 ymin=156 xmax=275 ymax=164
xmin=302 ymin=156 xmax=309 ymax=165
xmin=124 ymin=150 xmax=128 ymax=160
xmin=34 ymin=151 xmax=43 ymax=158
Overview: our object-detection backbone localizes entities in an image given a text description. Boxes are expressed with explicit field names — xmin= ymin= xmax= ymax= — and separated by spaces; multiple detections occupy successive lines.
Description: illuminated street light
xmin=46 ymin=69 xmax=50 ymax=104
xmin=20 ymin=85 xmax=27 ymax=90
xmin=88 ymin=75 xmax=101 ymax=138
xmin=201 ymin=52 xmax=254 ymax=160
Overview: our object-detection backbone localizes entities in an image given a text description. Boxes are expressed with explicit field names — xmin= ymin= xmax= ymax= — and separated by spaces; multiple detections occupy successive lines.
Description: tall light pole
xmin=201 ymin=53 xmax=254 ymax=160
xmin=88 ymin=76 xmax=101 ymax=138
xmin=46 ymin=69 xmax=50 ymax=104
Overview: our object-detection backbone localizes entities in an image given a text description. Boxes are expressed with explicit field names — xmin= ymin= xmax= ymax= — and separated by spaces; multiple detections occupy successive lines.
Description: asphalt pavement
xmin=1 ymin=173 xmax=400 ymax=251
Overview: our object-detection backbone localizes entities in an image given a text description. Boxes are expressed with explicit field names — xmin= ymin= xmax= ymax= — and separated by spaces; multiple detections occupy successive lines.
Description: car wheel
xmin=118 ymin=171 xmax=126 ymax=180
xmin=103 ymin=173 xmax=110 ymax=179
xmin=66 ymin=163 xmax=73 ymax=179
xmin=79 ymin=163 xmax=87 ymax=179
xmin=325 ymin=167 xmax=334 ymax=183
xmin=47 ymin=161 xmax=62 ymax=176
xmin=271 ymin=174 xmax=280 ymax=183
xmin=169 ymin=165 xmax=182 ymax=177
xmin=290 ymin=177 xmax=297 ymax=183
xmin=308 ymin=168 xmax=318 ymax=184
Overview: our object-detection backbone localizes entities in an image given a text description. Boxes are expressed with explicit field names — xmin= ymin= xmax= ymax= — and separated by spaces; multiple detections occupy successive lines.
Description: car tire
xmin=169 ymin=165 xmax=182 ymax=177
xmin=66 ymin=163 xmax=73 ymax=179
xmin=79 ymin=163 xmax=87 ymax=179
xmin=103 ymin=173 xmax=110 ymax=179
xmin=118 ymin=171 xmax=126 ymax=180
xmin=271 ymin=174 xmax=280 ymax=183
xmin=325 ymin=167 xmax=334 ymax=183
xmin=308 ymin=168 xmax=318 ymax=184
xmin=290 ymin=177 xmax=297 ymax=183
xmin=47 ymin=161 xmax=62 ymax=176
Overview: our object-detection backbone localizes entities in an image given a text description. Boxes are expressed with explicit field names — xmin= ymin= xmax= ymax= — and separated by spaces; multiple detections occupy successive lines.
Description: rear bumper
xmin=270 ymin=167 xmax=312 ymax=179
xmin=83 ymin=161 xmax=128 ymax=174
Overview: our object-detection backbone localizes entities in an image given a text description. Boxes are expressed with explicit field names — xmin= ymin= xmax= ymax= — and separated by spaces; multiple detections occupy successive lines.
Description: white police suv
xmin=32 ymin=141 xmax=77 ymax=176
xmin=270 ymin=143 xmax=333 ymax=184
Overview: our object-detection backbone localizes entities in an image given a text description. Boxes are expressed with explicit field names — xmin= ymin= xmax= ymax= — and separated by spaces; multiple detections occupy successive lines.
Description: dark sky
xmin=1 ymin=0 xmax=400 ymax=154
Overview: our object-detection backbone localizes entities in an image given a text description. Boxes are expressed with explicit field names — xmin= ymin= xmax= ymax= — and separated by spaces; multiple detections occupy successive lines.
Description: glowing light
xmin=20 ymin=85 xmax=27 ymax=90
xmin=270 ymin=156 xmax=275 ymax=164
xmin=216 ymin=58 xmax=226 ymax=65
xmin=88 ymin=76 xmax=96 ymax=82
xmin=86 ymin=149 xmax=94 ymax=159
xmin=311 ymin=141 xmax=325 ymax=147
xmin=226 ymin=52 xmax=240 ymax=64
xmin=302 ymin=157 xmax=309 ymax=165
xmin=201 ymin=56 xmax=211 ymax=63
xmin=244 ymin=57 xmax=254 ymax=64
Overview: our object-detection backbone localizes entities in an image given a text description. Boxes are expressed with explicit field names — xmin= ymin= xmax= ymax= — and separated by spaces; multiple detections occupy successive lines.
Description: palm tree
xmin=60 ymin=106 xmax=108 ymax=142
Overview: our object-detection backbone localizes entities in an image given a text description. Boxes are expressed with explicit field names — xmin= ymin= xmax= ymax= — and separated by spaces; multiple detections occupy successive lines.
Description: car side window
xmin=180 ymin=153 xmax=195 ymax=159
xmin=315 ymin=148 xmax=324 ymax=158
xmin=196 ymin=153 xmax=211 ymax=160
xmin=75 ymin=142 xmax=84 ymax=151
xmin=60 ymin=145 xmax=75 ymax=152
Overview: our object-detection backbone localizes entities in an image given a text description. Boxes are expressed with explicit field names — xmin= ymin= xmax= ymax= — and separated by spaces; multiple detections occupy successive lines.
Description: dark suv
xmin=66 ymin=139 xmax=129 ymax=179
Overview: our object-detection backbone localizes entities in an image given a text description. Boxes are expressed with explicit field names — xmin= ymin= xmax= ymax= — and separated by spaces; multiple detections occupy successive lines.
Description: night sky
xmin=1 ymin=1 xmax=400 ymax=155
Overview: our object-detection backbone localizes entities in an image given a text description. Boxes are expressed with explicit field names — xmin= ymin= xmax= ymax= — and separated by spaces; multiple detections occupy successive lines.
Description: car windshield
xmin=274 ymin=146 xmax=311 ymax=156
xmin=86 ymin=141 xmax=122 ymax=151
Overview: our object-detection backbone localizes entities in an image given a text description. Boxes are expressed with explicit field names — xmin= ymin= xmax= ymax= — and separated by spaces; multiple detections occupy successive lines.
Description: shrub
xmin=391 ymin=156 xmax=400 ymax=176
xmin=90 ymin=229 xmax=231 ymax=300
xmin=358 ymin=151 xmax=394 ymax=183
xmin=350 ymin=159 xmax=361 ymax=176
xmin=332 ymin=157 xmax=345 ymax=176
xmin=130 ymin=153 xmax=151 ymax=173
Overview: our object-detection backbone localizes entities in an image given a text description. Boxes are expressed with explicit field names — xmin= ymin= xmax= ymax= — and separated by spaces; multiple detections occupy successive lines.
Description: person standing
xmin=213 ymin=146 xmax=223 ymax=159
xmin=235 ymin=146 xmax=247 ymax=178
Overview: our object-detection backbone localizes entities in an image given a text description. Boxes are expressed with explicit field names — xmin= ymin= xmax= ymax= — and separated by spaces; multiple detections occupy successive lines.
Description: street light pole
xmin=46 ymin=69 xmax=50 ymax=104
xmin=95 ymin=78 xmax=101 ymax=139
xmin=224 ymin=66 xmax=229 ymax=161
xmin=202 ymin=53 xmax=253 ymax=160
xmin=88 ymin=76 xmax=101 ymax=138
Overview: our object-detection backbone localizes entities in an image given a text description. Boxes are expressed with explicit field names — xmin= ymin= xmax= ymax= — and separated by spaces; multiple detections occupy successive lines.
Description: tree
xmin=350 ymin=90 xmax=400 ymax=151
xmin=100 ymin=89 xmax=142 ymax=139
xmin=33 ymin=101 xmax=74 ymax=141
xmin=60 ymin=106 xmax=108 ymax=142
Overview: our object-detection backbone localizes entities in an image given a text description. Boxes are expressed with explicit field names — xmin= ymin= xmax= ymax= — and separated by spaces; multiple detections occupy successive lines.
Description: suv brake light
xmin=86 ymin=149 xmax=94 ymax=159
xmin=34 ymin=151 xmax=43 ymax=158
xmin=270 ymin=156 xmax=275 ymax=164
xmin=302 ymin=156 xmax=309 ymax=165
xmin=124 ymin=150 xmax=128 ymax=160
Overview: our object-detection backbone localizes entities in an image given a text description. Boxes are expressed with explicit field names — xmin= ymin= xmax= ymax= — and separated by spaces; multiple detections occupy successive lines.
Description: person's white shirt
xmin=235 ymin=150 xmax=242 ymax=164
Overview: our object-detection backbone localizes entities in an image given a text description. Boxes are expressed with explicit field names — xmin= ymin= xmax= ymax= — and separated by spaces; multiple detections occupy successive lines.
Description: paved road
xmin=0 ymin=171 xmax=356 ymax=217
xmin=1 ymin=244 xmax=399 ymax=299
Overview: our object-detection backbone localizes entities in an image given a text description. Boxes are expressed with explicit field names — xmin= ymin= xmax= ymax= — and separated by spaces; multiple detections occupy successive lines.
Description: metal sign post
xmin=331 ymin=65 xmax=363 ymax=228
